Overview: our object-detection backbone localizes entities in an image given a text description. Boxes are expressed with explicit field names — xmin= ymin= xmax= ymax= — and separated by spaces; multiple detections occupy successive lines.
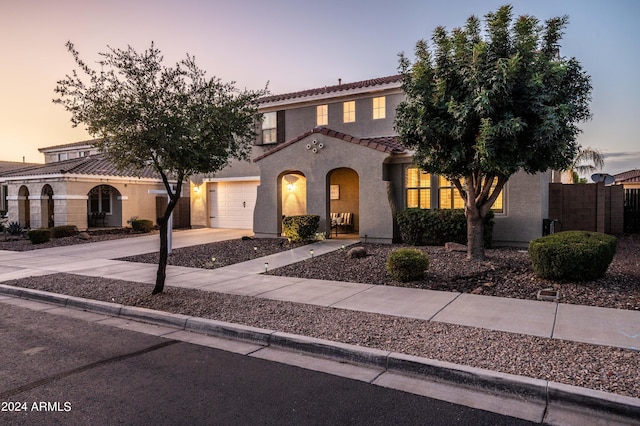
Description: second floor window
xmin=343 ymin=101 xmax=355 ymax=123
xmin=316 ymin=104 xmax=328 ymax=126
xmin=262 ymin=112 xmax=277 ymax=144
xmin=373 ymin=96 xmax=386 ymax=119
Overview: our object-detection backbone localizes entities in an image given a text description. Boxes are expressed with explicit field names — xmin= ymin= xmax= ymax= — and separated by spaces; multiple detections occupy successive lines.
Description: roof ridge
xmin=253 ymin=127 xmax=405 ymax=162
xmin=260 ymin=75 xmax=402 ymax=104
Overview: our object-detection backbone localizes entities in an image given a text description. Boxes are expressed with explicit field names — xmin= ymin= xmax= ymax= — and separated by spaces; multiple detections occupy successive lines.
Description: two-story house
xmin=189 ymin=75 xmax=550 ymax=246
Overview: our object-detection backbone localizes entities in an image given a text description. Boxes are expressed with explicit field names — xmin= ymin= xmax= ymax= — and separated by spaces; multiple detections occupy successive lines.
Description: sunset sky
xmin=2 ymin=0 xmax=638 ymax=175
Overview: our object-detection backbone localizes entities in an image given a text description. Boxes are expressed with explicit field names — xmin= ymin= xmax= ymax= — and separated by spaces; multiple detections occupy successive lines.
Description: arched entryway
xmin=327 ymin=168 xmax=359 ymax=237
xmin=18 ymin=185 xmax=30 ymax=229
xmin=278 ymin=171 xmax=306 ymax=235
xmin=87 ymin=185 xmax=122 ymax=227
xmin=41 ymin=184 xmax=54 ymax=228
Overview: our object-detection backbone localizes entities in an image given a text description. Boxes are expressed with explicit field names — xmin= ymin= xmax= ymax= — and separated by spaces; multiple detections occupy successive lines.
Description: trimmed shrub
xmin=528 ymin=231 xmax=617 ymax=282
xmin=50 ymin=225 xmax=78 ymax=238
xmin=386 ymin=248 xmax=429 ymax=282
xmin=27 ymin=229 xmax=52 ymax=244
xmin=397 ymin=208 xmax=494 ymax=247
xmin=131 ymin=219 xmax=154 ymax=233
xmin=282 ymin=215 xmax=320 ymax=242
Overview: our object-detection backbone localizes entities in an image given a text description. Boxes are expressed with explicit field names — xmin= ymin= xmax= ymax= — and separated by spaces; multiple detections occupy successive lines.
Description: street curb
xmin=2 ymin=284 xmax=640 ymax=420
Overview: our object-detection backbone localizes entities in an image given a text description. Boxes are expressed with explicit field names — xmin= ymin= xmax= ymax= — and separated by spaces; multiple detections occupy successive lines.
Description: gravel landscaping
xmin=2 ymin=232 xmax=639 ymax=398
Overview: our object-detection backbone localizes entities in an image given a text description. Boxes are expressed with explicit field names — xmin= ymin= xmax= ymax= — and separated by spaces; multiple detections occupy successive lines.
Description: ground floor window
xmin=406 ymin=167 xmax=431 ymax=209
xmin=89 ymin=186 xmax=112 ymax=214
xmin=405 ymin=167 xmax=504 ymax=212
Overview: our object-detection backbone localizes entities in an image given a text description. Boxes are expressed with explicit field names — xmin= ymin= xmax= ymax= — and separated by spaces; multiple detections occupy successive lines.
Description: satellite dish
xmin=591 ymin=173 xmax=614 ymax=185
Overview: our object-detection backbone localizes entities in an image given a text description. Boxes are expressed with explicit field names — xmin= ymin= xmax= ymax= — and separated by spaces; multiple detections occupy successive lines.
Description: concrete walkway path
xmin=1 ymin=228 xmax=639 ymax=351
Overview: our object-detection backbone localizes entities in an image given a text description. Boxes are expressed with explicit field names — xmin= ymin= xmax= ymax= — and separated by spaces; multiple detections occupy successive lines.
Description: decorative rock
xmin=347 ymin=246 xmax=367 ymax=259
xmin=77 ymin=232 xmax=92 ymax=240
xmin=445 ymin=242 xmax=467 ymax=252
xmin=471 ymin=286 xmax=483 ymax=294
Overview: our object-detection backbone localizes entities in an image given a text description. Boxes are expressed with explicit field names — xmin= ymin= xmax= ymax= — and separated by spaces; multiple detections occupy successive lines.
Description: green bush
xmin=282 ymin=215 xmax=320 ymax=242
xmin=397 ymin=208 xmax=494 ymax=247
xmin=27 ymin=229 xmax=52 ymax=244
xmin=528 ymin=231 xmax=617 ymax=282
xmin=131 ymin=219 xmax=154 ymax=233
xmin=386 ymin=248 xmax=429 ymax=282
xmin=50 ymin=225 xmax=78 ymax=238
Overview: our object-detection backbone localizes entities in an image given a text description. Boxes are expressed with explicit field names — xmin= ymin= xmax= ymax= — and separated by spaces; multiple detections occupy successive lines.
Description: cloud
xmin=602 ymin=151 xmax=640 ymax=175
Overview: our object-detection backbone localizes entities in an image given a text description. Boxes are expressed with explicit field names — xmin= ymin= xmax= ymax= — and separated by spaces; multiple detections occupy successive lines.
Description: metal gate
xmin=624 ymin=189 xmax=640 ymax=233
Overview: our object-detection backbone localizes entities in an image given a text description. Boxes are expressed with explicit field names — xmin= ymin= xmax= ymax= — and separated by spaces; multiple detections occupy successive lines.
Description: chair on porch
xmin=330 ymin=212 xmax=353 ymax=236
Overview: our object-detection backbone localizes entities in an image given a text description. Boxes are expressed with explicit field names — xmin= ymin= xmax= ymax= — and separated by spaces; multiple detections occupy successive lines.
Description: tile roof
xmin=260 ymin=75 xmax=403 ymax=104
xmin=0 ymin=161 xmax=41 ymax=175
xmin=1 ymin=154 xmax=161 ymax=179
xmin=614 ymin=169 xmax=640 ymax=183
xmin=253 ymin=127 xmax=406 ymax=162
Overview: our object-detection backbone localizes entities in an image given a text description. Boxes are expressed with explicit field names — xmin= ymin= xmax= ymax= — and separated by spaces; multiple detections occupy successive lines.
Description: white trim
xmin=7 ymin=195 xmax=23 ymax=201
xmin=28 ymin=195 xmax=46 ymax=200
xmin=117 ymin=196 xmax=129 ymax=200
xmin=205 ymin=176 xmax=260 ymax=183
xmin=52 ymin=195 xmax=89 ymax=200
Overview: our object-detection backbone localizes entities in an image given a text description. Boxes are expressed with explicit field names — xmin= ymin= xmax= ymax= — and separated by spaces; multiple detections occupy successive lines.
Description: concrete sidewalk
xmin=1 ymin=229 xmax=638 ymax=351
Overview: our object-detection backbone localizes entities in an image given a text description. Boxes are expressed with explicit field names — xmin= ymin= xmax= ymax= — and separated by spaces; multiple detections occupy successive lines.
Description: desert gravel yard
xmin=2 ymin=232 xmax=639 ymax=397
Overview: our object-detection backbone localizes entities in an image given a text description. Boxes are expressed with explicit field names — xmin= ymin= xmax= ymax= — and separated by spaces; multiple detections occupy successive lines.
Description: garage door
xmin=209 ymin=181 xmax=258 ymax=229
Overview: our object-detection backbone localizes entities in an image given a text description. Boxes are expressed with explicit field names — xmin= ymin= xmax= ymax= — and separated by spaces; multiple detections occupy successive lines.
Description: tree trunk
xmin=152 ymin=217 xmax=169 ymax=295
xmin=466 ymin=206 xmax=485 ymax=261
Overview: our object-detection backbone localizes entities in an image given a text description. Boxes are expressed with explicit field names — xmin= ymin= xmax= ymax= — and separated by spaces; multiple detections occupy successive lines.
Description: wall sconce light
xmin=284 ymin=174 xmax=299 ymax=192
xmin=193 ymin=185 xmax=200 ymax=194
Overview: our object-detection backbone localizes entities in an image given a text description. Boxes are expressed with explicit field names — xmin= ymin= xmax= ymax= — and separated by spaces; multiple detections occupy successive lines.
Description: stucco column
xmin=28 ymin=195 xmax=43 ymax=229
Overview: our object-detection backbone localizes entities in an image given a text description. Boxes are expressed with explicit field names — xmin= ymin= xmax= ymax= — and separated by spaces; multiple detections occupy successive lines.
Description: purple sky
xmin=2 ymin=0 xmax=638 ymax=175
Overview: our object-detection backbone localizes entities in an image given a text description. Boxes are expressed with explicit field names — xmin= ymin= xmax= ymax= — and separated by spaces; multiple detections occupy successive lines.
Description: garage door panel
xmin=209 ymin=181 xmax=258 ymax=229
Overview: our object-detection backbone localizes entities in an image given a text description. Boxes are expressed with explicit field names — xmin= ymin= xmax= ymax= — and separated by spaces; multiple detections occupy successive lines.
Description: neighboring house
xmin=0 ymin=161 xmax=39 ymax=214
xmin=189 ymin=75 xmax=550 ymax=246
xmin=0 ymin=143 xmax=189 ymax=230
xmin=614 ymin=169 xmax=640 ymax=189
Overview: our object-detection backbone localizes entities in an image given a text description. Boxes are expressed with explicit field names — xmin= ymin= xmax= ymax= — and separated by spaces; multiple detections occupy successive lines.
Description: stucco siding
xmin=254 ymin=133 xmax=396 ymax=242
xmin=492 ymin=171 xmax=550 ymax=246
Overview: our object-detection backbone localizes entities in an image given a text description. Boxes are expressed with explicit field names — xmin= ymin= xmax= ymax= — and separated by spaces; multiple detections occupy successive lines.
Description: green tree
xmin=396 ymin=5 xmax=592 ymax=260
xmin=54 ymin=42 xmax=267 ymax=294
xmin=566 ymin=146 xmax=605 ymax=183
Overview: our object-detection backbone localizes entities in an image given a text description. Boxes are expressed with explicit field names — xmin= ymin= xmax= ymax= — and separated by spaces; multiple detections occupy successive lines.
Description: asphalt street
xmin=0 ymin=303 xmax=535 ymax=425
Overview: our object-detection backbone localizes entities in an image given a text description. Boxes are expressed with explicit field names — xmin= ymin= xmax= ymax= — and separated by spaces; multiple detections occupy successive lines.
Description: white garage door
xmin=209 ymin=181 xmax=258 ymax=229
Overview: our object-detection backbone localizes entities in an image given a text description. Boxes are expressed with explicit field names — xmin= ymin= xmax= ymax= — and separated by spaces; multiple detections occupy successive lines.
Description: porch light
xmin=193 ymin=185 xmax=200 ymax=193
xmin=287 ymin=183 xmax=294 ymax=192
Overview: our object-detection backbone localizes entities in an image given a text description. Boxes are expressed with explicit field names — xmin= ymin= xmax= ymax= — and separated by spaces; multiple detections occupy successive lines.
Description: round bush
xmin=131 ymin=219 xmax=154 ymax=233
xmin=27 ymin=229 xmax=52 ymax=244
xmin=386 ymin=248 xmax=429 ymax=282
xmin=528 ymin=231 xmax=617 ymax=282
